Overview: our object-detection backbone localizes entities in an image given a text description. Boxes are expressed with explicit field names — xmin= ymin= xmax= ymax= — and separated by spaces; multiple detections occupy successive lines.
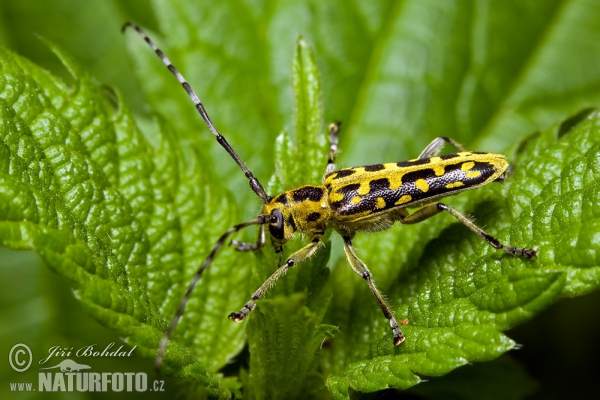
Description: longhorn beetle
xmin=122 ymin=23 xmax=537 ymax=375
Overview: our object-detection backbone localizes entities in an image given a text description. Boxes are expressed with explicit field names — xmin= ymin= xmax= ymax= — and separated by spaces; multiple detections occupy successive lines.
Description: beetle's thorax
xmin=263 ymin=185 xmax=332 ymax=246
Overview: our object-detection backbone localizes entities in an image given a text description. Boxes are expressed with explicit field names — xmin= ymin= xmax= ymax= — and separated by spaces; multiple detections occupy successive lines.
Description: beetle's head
xmin=263 ymin=194 xmax=297 ymax=248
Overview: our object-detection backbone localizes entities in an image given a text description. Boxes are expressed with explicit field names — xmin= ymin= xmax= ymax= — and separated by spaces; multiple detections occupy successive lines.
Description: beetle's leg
xmin=155 ymin=216 xmax=269 ymax=376
xmin=342 ymin=235 xmax=405 ymax=346
xmin=418 ymin=137 xmax=467 ymax=159
xmin=324 ymin=122 xmax=341 ymax=177
xmin=231 ymin=224 xmax=265 ymax=252
xmin=400 ymin=203 xmax=537 ymax=258
xmin=229 ymin=237 xmax=322 ymax=322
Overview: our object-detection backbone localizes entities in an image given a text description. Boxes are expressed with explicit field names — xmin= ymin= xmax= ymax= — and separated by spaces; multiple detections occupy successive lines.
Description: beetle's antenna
xmin=122 ymin=22 xmax=270 ymax=202
xmin=154 ymin=215 xmax=269 ymax=376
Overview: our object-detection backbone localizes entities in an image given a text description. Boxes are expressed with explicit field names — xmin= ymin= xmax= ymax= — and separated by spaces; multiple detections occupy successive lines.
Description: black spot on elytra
xmin=363 ymin=164 xmax=385 ymax=172
xmin=338 ymin=198 xmax=376 ymax=215
xmin=397 ymin=158 xmax=430 ymax=168
xmin=328 ymin=183 xmax=360 ymax=212
xmin=398 ymin=161 xmax=495 ymax=203
xmin=369 ymin=178 xmax=390 ymax=193
xmin=466 ymin=162 xmax=495 ymax=184
xmin=440 ymin=153 xmax=460 ymax=159
xmin=401 ymin=168 xmax=437 ymax=184
xmin=306 ymin=212 xmax=321 ymax=222
xmin=329 ymin=158 xmax=501 ymax=217
xmin=333 ymin=169 xmax=356 ymax=179
xmin=292 ymin=186 xmax=324 ymax=202
xmin=337 ymin=183 xmax=360 ymax=196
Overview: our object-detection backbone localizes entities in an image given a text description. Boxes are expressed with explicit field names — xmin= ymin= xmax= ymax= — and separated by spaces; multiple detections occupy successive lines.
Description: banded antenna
xmin=122 ymin=22 xmax=270 ymax=202
xmin=122 ymin=22 xmax=273 ymax=376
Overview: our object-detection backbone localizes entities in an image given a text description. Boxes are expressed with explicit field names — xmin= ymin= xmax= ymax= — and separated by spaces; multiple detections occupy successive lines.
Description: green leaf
xmin=244 ymin=38 xmax=335 ymax=400
xmin=1 ymin=29 xmax=333 ymax=398
xmin=3 ymin=1 xmax=600 ymax=399
xmin=272 ymin=37 xmax=327 ymax=193
xmin=323 ymin=114 xmax=600 ymax=397
xmin=0 ymin=0 xmax=153 ymax=112
xmin=245 ymin=292 xmax=336 ymax=400
xmin=0 ymin=44 xmax=250 ymax=397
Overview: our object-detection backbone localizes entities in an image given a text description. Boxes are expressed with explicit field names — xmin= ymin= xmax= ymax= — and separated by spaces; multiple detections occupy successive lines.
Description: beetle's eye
xmin=269 ymin=209 xmax=285 ymax=240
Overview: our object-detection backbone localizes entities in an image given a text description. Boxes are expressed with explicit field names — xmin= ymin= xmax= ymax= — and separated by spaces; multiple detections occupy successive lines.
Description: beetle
xmin=122 ymin=23 xmax=537 ymax=375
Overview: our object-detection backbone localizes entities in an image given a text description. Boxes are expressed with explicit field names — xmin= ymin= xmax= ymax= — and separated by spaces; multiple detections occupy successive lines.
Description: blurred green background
xmin=1 ymin=0 xmax=600 ymax=399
